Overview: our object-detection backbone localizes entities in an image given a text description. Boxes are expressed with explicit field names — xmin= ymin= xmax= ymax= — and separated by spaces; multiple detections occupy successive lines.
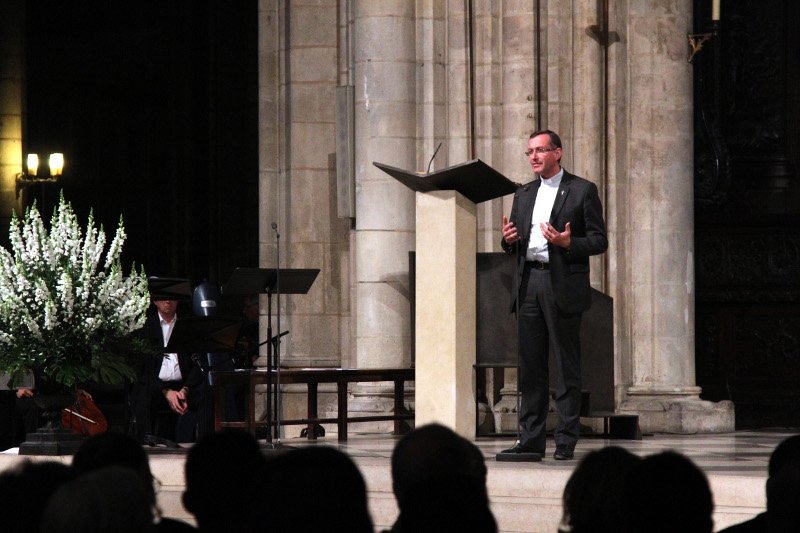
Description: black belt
xmin=526 ymin=260 xmax=549 ymax=270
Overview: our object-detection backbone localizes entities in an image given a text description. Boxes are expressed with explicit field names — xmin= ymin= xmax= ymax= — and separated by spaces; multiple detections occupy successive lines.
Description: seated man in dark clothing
xmin=0 ymin=386 xmax=37 ymax=449
xmin=131 ymin=298 xmax=205 ymax=443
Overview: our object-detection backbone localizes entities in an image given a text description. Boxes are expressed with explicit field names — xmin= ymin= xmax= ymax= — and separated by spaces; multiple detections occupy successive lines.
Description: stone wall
xmin=257 ymin=0 xmax=734 ymax=434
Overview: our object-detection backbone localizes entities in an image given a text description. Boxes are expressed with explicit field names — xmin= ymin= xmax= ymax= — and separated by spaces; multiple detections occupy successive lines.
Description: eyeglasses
xmin=524 ymin=147 xmax=558 ymax=156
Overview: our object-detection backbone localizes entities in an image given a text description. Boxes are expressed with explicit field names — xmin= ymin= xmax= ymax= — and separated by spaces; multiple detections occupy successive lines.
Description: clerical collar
xmin=540 ymin=167 xmax=564 ymax=188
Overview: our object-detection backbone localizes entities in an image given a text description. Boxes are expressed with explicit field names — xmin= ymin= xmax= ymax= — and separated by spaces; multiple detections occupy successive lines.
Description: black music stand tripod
xmin=222 ymin=267 xmax=319 ymax=447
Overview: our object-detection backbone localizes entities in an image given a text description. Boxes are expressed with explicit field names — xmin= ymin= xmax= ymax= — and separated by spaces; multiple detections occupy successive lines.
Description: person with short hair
xmin=131 ymin=298 xmax=205 ymax=443
xmin=500 ymin=130 xmax=608 ymax=460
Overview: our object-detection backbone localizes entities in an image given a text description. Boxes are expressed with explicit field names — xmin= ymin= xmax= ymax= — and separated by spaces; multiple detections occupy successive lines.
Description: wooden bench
xmin=210 ymin=368 xmax=415 ymax=442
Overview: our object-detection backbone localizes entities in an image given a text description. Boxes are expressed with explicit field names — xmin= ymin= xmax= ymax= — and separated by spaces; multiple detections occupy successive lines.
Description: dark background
xmin=18 ymin=0 xmax=259 ymax=316
xmin=693 ymin=0 xmax=800 ymax=427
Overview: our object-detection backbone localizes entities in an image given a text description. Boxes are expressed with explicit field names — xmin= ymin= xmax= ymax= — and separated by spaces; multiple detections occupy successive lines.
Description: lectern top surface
xmin=373 ymin=159 xmax=518 ymax=204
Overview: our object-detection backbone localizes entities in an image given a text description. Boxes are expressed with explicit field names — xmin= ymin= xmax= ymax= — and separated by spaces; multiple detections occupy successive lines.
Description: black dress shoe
xmin=501 ymin=442 xmax=543 ymax=455
xmin=496 ymin=441 xmax=543 ymax=462
xmin=553 ymin=446 xmax=575 ymax=460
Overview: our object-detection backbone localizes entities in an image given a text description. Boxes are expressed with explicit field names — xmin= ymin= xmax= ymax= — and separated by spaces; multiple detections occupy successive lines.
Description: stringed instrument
xmin=61 ymin=389 xmax=108 ymax=436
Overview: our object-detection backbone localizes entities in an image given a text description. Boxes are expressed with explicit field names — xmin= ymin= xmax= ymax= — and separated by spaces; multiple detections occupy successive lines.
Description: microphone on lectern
xmin=426 ymin=142 xmax=443 ymax=174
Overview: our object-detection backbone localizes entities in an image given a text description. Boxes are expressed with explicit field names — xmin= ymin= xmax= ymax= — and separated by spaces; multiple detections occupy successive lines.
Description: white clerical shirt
xmin=157 ymin=314 xmax=183 ymax=382
xmin=526 ymin=168 xmax=564 ymax=263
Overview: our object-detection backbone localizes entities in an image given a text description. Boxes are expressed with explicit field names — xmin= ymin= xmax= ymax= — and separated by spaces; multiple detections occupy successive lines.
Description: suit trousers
xmin=517 ymin=264 xmax=583 ymax=452
xmin=132 ymin=379 xmax=202 ymax=443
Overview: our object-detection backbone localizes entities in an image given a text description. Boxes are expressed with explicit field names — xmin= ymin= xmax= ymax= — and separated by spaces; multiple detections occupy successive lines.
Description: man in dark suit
xmin=500 ymin=129 xmax=607 ymax=460
xmin=131 ymin=299 xmax=205 ymax=443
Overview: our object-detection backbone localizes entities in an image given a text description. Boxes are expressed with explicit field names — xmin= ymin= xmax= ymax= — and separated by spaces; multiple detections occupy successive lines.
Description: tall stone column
xmin=351 ymin=2 xmax=416 ymax=414
xmin=0 ymin=0 xmax=24 ymax=236
xmin=614 ymin=1 xmax=733 ymax=433
xmin=471 ymin=3 xmax=539 ymax=433
xmin=257 ymin=0 xmax=354 ymax=434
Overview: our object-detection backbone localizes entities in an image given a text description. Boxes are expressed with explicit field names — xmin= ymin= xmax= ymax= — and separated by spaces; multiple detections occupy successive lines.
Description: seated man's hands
xmin=165 ymin=388 xmax=189 ymax=415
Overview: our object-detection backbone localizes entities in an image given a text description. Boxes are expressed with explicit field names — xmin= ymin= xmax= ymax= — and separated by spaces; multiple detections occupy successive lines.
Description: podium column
xmin=414 ymin=190 xmax=476 ymax=437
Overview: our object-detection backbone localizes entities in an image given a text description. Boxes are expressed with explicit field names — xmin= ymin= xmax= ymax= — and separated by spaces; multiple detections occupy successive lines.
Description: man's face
xmin=153 ymin=299 xmax=178 ymax=320
xmin=243 ymin=300 xmax=259 ymax=322
xmin=527 ymin=134 xmax=562 ymax=179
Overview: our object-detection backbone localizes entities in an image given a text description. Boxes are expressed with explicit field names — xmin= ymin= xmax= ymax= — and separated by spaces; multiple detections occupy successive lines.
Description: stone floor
xmin=2 ymin=428 xmax=795 ymax=532
xmin=305 ymin=428 xmax=793 ymax=532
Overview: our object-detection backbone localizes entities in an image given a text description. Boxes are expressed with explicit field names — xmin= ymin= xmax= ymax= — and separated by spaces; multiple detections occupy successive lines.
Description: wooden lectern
xmin=374 ymin=159 xmax=516 ymax=437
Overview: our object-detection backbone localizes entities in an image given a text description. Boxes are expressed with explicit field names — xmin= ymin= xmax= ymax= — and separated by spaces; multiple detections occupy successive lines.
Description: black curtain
xmin=22 ymin=0 xmax=259 ymax=316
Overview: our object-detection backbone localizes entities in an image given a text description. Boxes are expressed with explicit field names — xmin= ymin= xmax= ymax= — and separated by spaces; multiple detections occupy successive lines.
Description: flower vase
xmin=18 ymin=372 xmax=85 ymax=455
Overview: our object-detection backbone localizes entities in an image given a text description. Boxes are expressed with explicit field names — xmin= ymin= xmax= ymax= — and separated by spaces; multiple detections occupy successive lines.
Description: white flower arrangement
xmin=0 ymin=194 xmax=150 ymax=388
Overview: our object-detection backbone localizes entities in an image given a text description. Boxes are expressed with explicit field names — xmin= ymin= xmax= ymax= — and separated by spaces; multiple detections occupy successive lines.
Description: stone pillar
xmin=486 ymin=3 xmax=539 ymax=433
xmin=257 ymin=0 xmax=353 ymax=434
xmin=614 ymin=1 xmax=733 ymax=433
xmin=351 ymin=1 xmax=416 ymax=416
xmin=0 ymin=0 xmax=24 ymax=238
xmin=280 ymin=0 xmax=350 ymax=370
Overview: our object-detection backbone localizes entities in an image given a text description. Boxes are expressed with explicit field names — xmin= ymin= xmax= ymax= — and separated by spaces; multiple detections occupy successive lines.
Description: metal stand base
xmin=259 ymin=441 xmax=293 ymax=456
xmin=143 ymin=434 xmax=180 ymax=449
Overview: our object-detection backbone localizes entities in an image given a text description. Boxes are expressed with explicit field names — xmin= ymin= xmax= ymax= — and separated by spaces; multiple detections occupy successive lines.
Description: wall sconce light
xmin=16 ymin=152 xmax=64 ymax=197
xmin=688 ymin=0 xmax=721 ymax=63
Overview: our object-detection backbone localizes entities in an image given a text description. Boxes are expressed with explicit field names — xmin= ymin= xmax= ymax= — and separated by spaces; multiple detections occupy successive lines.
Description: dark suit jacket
xmin=136 ymin=314 xmax=204 ymax=395
xmin=501 ymin=170 xmax=608 ymax=314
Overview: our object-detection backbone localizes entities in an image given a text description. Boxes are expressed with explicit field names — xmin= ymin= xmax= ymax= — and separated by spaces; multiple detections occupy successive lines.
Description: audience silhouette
xmin=9 ymin=427 xmax=793 ymax=533
xmin=0 ymin=460 xmax=75 ymax=533
xmin=558 ymin=445 xmax=641 ymax=533
xmin=40 ymin=465 xmax=157 ymax=533
xmin=622 ymin=450 xmax=714 ymax=533
xmin=719 ymin=434 xmax=800 ymax=533
xmin=247 ymin=446 xmax=373 ymax=533
xmin=183 ymin=429 xmax=266 ymax=532
xmin=72 ymin=431 xmax=195 ymax=532
xmin=386 ymin=423 xmax=496 ymax=533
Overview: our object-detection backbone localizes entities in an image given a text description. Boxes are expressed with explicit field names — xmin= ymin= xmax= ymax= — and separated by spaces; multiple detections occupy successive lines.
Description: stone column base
xmin=493 ymin=387 xmax=520 ymax=433
xmin=493 ymin=388 xmax=561 ymax=434
xmin=476 ymin=401 xmax=495 ymax=434
xmin=345 ymin=383 xmax=415 ymax=435
xmin=619 ymin=397 xmax=735 ymax=434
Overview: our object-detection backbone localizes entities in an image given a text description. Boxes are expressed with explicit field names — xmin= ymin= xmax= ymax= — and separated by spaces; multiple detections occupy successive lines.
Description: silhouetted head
xmin=73 ymin=432 xmax=156 ymax=503
xmin=768 ymin=434 xmax=800 ymax=478
xmin=0 ymin=460 xmax=75 ymax=533
xmin=391 ymin=423 xmax=487 ymax=504
xmin=765 ymin=435 xmax=800 ymax=530
xmin=184 ymin=429 xmax=266 ymax=532
xmin=389 ymin=424 xmax=495 ymax=533
xmin=622 ymin=451 xmax=713 ymax=533
xmin=560 ymin=446 xmax=641 ymax=533
xmin=247 ymin=446 xmax=373 ymax=533
xmin=41 ymin=466 xmax=156 ymax=533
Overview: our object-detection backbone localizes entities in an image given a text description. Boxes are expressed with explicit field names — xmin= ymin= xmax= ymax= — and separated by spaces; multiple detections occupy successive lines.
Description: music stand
xmin=147 ymin=277 xmax=193 ymax=301
xmin=222 ymin=267 xmax=319 ymax=445
xmin=166 ymin=316 xmax=243 ymax=354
